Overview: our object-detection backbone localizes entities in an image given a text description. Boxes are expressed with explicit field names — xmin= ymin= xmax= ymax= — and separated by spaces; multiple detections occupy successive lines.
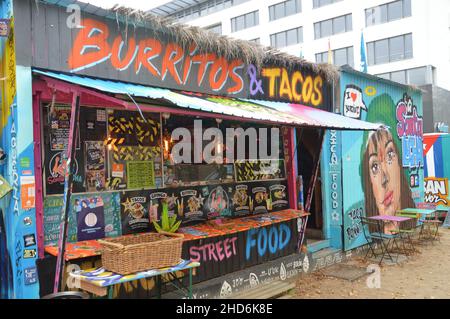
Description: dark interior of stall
xmin=296 ymin=128 xmax=323 ymax=240
xmin=38 ymin=96 xmax=295 ymax=297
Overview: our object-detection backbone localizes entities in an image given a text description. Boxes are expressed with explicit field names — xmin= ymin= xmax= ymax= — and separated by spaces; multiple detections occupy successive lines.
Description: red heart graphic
xmin=351 ymin=93 xmax=357 ymax=102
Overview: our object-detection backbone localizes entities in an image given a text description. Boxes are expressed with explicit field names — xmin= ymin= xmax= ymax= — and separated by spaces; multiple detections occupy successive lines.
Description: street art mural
xmin=0 ymin=0 xmax=39 ymax=298
xmin=322 ymin=70 xmax=424 ymax=251
xmin=424 ymin=133 xmax=450 ymax=209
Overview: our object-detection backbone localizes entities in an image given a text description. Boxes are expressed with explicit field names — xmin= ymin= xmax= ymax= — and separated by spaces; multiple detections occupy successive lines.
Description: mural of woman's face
xmin=367 ymin=130 xmax=401 ymax=216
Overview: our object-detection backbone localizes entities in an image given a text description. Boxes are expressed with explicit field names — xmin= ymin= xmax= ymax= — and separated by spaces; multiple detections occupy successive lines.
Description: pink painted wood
xmin=32 ymin=92 xmax=45 ymax=259
xmin=368 ymin=215 xmax=411 ymax=223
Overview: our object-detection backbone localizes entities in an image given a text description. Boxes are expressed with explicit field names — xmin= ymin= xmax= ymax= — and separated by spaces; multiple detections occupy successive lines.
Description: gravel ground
xmin=291 ymin=228 xmax=450 ymax=299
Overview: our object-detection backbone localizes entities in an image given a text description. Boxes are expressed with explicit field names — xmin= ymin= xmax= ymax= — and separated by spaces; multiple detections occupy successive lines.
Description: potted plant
xmin=153 ymin=199 xmax=182 ymax=233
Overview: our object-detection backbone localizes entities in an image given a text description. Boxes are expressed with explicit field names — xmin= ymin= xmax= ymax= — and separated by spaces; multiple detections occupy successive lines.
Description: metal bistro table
xmin=69 ymin=259 xmax=200 ymax=299
xmin=398 ymin=208 xmax=440 ymax=242
xmin=368 ymin=215 xmax=414 ymax=255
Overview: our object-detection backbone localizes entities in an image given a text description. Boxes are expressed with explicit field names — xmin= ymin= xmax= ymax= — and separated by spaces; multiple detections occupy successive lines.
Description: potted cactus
xmin=153 ymin=200 xmax=182 ymax=233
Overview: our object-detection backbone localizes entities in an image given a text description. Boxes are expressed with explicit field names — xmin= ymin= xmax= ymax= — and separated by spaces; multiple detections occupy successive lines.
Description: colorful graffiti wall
xmin=322 ymin=70 xmax=424 ymax=251
xmin=0 ymin=0 xmax=39 ymax=298
xmin=424 ymin=133 xmax=450 ymax=210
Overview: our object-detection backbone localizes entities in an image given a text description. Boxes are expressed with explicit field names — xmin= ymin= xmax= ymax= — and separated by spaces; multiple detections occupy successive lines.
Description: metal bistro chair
xmin=360 ymin=216 xmax=400 ymax=265
xmin=417 ymin=203 xmax=442 ymax=243
xmin=392 ymin=212 xmax=420 ymax=255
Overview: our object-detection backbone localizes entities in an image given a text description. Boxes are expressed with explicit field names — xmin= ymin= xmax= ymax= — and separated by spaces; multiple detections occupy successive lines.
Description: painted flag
xmin=360 ymin=31 xmax=368 ymax=73
xmin=327 ymin=38 xmax=333 ymax=65
xmin=424 ymin=134 xmax=444 ymax=178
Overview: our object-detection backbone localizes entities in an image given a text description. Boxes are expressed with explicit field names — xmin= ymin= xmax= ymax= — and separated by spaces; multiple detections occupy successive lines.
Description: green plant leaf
xmin=169 ymin=220 xmax=182 ymax=233
xmin=153 ymin=221 xmax=162 ymax=233
xmin=169 ymin=215 xmax=177 ymax=227
xmin=161 ymin=203 xmax=169 ymax=230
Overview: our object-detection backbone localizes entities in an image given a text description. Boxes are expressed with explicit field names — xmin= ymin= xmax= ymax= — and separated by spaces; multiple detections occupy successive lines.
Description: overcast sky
xmin=78 ymin=0 xmax=171 ymax=11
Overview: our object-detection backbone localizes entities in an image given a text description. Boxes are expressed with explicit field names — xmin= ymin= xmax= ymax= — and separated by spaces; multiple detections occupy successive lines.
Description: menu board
xmin=120 ymin=191 xmax=151 ymax=235
xmin=126 ymin=161 xmax=155 ymax=189
xmin=252 ymin=185 xmax=269 ymax=214
xmin=179 ymin=188 xmax=206 ymax=224
xmin=269 ymin=183 xmax=289 ymax=210
xmin=231 ymin=184 xmax=252 ymax=217
xmin=149 ymin=191 xmax=179 ymax=224
xmin=43 ymin=197 xmax=77 ymax=246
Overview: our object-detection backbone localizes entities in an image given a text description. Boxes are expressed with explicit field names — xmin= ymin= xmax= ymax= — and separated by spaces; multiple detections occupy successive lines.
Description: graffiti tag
xmin=396 ymin=94 xmax=423 ymax=169
xmin=424 ymin=178 xmax=449 ymax=206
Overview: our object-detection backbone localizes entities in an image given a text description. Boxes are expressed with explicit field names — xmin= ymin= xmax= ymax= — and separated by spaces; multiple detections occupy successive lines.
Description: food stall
xmin=0 ymin=0 xmax=381 ymax=298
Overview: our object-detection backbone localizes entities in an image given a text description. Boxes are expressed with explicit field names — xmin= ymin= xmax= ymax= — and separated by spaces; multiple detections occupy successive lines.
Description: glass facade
xmin=315 ymin=46 xmax=354 ymax=67
xmin=231 ymin=10 xmax=259 ymax=32
xmin=366 ymin=0 xmax=412 ymax=27
xmin=367 ymin=33 xmax=413 ymax=65
xmin=314 ymin=14 xmax=352 ymax=39
xmin=270 ymin=27 xmax=303 ymax=48
xmin=269 ymin=0 xmax=302 ymax=21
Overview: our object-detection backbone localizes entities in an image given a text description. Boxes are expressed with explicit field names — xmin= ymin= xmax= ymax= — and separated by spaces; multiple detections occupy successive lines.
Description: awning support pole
xmin=283 ymin=127 xmax=298 ymax=210
xmin=53 ymin=92 xmax=81 ymax=293
xmin=304 ymin=129 xmax=326 ymax=212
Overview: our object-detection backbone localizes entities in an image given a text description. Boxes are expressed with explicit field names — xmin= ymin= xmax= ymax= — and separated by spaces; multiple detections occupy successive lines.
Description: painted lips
xmin=383 ymin=191 xmax=394 ymax=207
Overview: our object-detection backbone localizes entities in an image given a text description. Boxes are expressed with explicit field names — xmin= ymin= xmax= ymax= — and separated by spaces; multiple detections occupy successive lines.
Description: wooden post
xmin=53 ymin=93 xmax=80 ymax=293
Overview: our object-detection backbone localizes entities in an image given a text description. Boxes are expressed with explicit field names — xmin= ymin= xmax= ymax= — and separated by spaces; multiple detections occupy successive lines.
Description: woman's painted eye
xmin=387 ymin=149 xmax=396 ymax=164
xmin=371 ymin=162 xmax=379 ymax=175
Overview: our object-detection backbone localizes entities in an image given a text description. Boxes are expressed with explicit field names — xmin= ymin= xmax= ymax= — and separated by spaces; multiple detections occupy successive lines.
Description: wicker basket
xmin=98 ymin=231 xmax=184 ymax=275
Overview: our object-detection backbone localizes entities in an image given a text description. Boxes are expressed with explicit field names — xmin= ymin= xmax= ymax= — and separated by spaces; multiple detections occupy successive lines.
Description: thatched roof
xmin=110 ymin=5 xmax=339 ymax=82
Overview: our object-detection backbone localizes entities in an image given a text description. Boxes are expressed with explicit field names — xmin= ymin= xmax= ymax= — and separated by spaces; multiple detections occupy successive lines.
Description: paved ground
xmin=291 ymin=228 xmax=450 ymax=299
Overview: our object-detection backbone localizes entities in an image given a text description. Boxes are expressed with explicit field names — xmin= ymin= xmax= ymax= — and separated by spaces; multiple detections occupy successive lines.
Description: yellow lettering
xmin=279 ymin=69 xmax=293 ymax=101
xmin=262 ymin=68 xmax=281 ymax=98
xmin=302 ymin=76 xmax=313 ymax=104
xmin=311 ymin=76 xmax=323 ymax=106
xmin=291 ymin=71 xmax=304 ymax=103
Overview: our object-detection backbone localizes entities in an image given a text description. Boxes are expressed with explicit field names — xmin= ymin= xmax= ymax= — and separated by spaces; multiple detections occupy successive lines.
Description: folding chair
xmin=421 ymin=212 xmax=442 ymax=243
xmin=360 ymin=216 xmax=400 ymax=265
xmin=393 ymin=212 xmax=420 ymax=255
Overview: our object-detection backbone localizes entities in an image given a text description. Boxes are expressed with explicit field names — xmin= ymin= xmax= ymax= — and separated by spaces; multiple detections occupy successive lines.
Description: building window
xmin=366 ymin=0 xmax=412 ymax=27
xmin=314 ymin=14 xmax=352 ymax=39
xmin=270 ymin=27 xmax=303 ymax=48
xmin=269 ymin=0 xmax=302 ymax=21
xmin=231 ymin=10 xmax=259 ymax=32
xmin=367 ymin=33 xmax=413 ymax=65
xmin=376 ymin=66 xmax=430 ymax=85
xmin=315 ymin=46 xmax=354 ymax=67
xmin=205 ymin=24 xmax=222 ymax=35
xmin=313 ymin=0 xmax=343 ymax=9
xmin=170 ymin=0 xmax=250 ymax=22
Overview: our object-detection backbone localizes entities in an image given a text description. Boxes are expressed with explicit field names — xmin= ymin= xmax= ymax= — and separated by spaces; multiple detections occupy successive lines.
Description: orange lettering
xmin=192 ymin=53 xmax=217 ymax=86
xmin=291 ymin=71 xmax=304 ymax=103
xmin=69 ymin=19 xmax=111 ymax=72
xmin=161 ymin=43 xmax=184 ymax=85
xmin=182 ymin=44 xmax=198 ymax=85
xmin=135 ymin=39 xmax=162 ymax=77
xmin=209 ymin=57 xmax=229 ymax=91
xmin=111 ymin=36 xmax=138 ymax=71
xmin=279 ymin=69 xmax=293 ymax=101
xmin=261 ymin=68 xmax=281 ymax=98
xmin=227 ymin=60 xmax=244 ymax=94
